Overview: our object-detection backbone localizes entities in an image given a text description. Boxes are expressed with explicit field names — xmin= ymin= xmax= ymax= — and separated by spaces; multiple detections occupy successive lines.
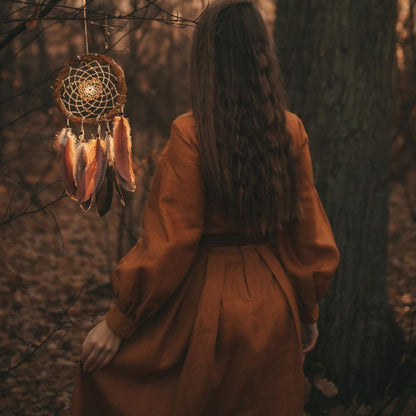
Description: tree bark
xmin=274 ymin=0 xmax=403 ymax=406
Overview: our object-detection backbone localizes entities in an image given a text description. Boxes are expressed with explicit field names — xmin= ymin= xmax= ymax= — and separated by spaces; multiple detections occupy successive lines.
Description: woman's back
xmin=175 ymin=109 xmax=305 ymax=235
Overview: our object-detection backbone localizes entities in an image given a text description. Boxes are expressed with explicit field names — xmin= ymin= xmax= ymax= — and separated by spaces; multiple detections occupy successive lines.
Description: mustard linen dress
xmin=69 ymin=110 xmax=340 ymax=416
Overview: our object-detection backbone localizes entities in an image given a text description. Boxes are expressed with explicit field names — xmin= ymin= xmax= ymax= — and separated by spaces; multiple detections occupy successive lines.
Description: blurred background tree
xmin=275 ymin=0 xmax=403 ymax=407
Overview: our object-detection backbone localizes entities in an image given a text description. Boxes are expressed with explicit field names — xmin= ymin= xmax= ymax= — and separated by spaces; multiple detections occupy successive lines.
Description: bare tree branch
xmin=0 ymin=0 xmax=62 ymax=50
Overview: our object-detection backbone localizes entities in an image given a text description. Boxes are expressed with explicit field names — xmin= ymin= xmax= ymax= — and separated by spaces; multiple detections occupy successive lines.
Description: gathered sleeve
xmin=275 ymin=116 xmax=340 ymax=323
xmin=104 ymin=118 xmax=206 ymax=340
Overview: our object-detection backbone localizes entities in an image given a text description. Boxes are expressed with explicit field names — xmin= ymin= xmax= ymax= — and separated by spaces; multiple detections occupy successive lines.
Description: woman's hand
xmin=301 ymin=321 xmax=319 ymax=355
xmin=80 ymin=318 xmax=122 ymax=373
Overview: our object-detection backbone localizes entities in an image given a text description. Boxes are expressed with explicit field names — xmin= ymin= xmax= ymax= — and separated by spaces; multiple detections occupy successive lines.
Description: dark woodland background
xmin=1 ymin=0 xmax=416 ymax=414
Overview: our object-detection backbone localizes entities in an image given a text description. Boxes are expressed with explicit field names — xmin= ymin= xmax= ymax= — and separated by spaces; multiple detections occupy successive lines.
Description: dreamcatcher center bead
xmin=78 ymin=79 xmax=103 ymax=102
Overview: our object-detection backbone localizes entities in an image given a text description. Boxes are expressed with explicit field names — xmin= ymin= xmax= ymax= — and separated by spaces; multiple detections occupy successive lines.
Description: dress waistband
xmin=199 ymin=232 xmax=268 ymax=247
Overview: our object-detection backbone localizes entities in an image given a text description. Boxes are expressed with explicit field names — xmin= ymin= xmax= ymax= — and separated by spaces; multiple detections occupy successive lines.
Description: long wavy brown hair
xmin=190 ymin=0 xmax=303 ymax=235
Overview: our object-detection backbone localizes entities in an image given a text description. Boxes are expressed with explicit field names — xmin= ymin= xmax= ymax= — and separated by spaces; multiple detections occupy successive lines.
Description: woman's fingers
xmin=79 ymin=319 xmax=123 ymax=373
xmin=302 ymin=340 xmax=315 ymax=354
xmin=80 ymin=336 xmax=94 ymax=364
xmin=87 ymin=345 xmax=118 ymax=373
xmin=301 ymin=330 xmax=319 ymax=354
xmin=82 ymin=343 xmax=105 ymax=372
xmin=301 ymin=321 xmax=319 ymax=354
xmin=302 ymin=341 xmax=311 ymax=354
xmin=87 ymin=347 xmax=111 ymax=373
xmin=96 ymin=347 xmax=118 ymax=371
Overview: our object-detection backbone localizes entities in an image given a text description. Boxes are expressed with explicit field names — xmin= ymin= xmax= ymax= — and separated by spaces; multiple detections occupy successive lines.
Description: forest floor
xmin=0 ymin=175 xmax=415 ymax=415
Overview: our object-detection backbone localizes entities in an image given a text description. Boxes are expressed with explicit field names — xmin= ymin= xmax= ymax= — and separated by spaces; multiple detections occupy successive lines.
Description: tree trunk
xmin=274 ymin=0 xmax=403 ymax=406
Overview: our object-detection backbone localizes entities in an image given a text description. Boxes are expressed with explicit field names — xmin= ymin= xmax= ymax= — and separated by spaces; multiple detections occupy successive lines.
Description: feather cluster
xmin=54 ymin=116 xmax=136 ymax=216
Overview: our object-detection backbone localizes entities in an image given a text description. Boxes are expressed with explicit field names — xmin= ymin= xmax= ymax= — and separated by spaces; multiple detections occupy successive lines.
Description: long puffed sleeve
xmin=104 ymin=117 xmax=206 ymax=339
xmin=275 ymin=115 xmax=340 ymax=323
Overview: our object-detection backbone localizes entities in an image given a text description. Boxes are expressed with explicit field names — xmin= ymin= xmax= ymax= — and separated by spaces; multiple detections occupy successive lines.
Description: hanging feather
xmin=107 ymin=129 xmax=115 ymax=167
xmin=94 ymin=137 xmax=108 ymax=196
xmin=55 ymin=128 xmax=77 ymax=200
xmin=95 ymin=166 xmax=114 ymax=217
xmin=106 ymin=131 xmax=126 ymax=207
xmin=80 ymin=194 xmax=94 ymax=211
xmin=113 ymin=168 xmax=126 ymax=206
xmin=75 ymin=141 xmax=91 ymax=211
xmin=75 ymin=140 xmax=95 ymax=210
xmin=95 ymin=133 xmax=112 ymax=216
xmin=75 ymin=137 xmax=108 ymax=211
xmin=112 ymin=116 xmax=136 ymax=192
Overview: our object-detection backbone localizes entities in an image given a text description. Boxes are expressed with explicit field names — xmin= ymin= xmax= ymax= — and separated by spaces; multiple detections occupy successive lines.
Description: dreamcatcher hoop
xmin=53 ymin=53 xmax=127 ymax=125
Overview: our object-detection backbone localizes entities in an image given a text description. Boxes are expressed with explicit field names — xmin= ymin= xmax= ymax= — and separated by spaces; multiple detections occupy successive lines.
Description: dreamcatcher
xmin=53 ymin=2 xmax=135 ymax=216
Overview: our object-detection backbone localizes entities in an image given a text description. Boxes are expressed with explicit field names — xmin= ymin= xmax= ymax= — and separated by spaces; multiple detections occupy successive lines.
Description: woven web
xmin=60 ymin=59 xmax=120 ymax=120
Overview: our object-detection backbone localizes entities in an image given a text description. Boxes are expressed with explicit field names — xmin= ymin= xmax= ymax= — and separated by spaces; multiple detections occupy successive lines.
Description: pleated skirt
xmin=69 ymin=241 xmax=305 ymax=415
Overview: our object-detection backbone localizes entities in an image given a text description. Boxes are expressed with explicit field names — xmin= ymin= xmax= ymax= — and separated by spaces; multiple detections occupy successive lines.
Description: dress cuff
xmin=298 ymin=302 xmax=319 ymax=323
xmin=105 ymin=303 xmax=137 ymax=340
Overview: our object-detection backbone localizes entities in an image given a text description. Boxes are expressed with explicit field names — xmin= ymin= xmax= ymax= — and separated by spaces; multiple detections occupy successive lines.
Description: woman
xmin=69 ymin=0 xmax=340 ymax=414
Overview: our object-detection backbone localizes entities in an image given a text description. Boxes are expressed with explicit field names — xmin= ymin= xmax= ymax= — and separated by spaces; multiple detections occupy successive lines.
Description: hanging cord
xmin=83 ymin=0 xmax=90 ymax=54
